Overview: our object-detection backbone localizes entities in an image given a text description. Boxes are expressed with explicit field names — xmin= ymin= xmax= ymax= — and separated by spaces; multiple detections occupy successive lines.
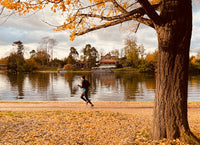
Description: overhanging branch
xmin=138 ymin=0 xmax=161 ymax=25
xmin=76 ymin=15 xmax=154 ymax=36
xmin=76 ymin=17 xmax=132 ymax=36
xmin=77 ymin=3 xmax=160 ymax=24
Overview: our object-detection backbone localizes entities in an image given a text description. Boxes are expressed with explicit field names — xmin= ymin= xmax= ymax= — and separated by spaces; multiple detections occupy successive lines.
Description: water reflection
xmin=7 ymin=73 xmax=25 ymax=97
xmin=62 ymin=73 xmax=77 ymax=97
xmin=0 ymin=72 xmax=199 ymax=101
xmin=115 ymin=73 xmax=156 ymax=101
xmin=188 ymin=74 xmax=200 ymax=101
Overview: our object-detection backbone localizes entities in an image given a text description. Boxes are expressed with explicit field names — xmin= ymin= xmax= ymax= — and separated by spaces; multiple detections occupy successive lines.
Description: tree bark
xmin=152 ymin=0 xmax=199 ymax=143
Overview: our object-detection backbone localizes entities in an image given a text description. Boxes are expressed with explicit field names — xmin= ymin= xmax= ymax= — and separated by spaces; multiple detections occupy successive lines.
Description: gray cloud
xmin=0 ymin=6 xmax=200 ymax=59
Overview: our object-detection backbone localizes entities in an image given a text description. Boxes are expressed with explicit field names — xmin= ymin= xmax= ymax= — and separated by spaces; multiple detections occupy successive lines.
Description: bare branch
xmin=111 ymin=0 xmax=128 ymax=14
xmin=78 ymin=1 xmax=108 ymax=11
xmin=46 ymin=0 xmax=63 ymax=4
xmin=137 ymin=0 xmax=161 ymax=25
xmin=134 ymin=23 xmax=140 ymax=33
xmin=0 ymin=11 xmax=15 ymax=25
xmin=41 ymin=19 xmax=59 ymax=27
xmin=127 ymin=1 xmax=139 ymax=10
xmin=0 ymin=6 xmax=5 ymax=15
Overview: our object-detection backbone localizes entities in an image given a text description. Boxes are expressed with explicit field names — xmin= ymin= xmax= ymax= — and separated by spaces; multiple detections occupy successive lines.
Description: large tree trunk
xmin=152 ymin=0 xmax=199 ymax=143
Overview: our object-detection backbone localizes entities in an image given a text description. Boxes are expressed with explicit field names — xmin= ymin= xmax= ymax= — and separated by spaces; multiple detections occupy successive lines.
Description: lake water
xmin=0 ymin=72 xmax=199 ymax=102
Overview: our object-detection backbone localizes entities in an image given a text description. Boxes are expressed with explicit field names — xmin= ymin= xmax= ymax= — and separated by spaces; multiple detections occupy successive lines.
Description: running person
xmin=78 ymin=75 xmax=94 ymax=108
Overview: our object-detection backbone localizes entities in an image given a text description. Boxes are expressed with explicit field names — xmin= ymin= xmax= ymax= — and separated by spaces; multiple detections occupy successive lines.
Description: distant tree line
xmin=0 ymin=37 xmax=159 ymax=73
xmin=1 ymin=37 xmax=199 ymax=73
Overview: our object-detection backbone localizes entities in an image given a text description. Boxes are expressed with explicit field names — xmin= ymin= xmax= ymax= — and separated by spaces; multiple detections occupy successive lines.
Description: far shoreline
xmin=1 ymin=69 xmax=200 ymax=74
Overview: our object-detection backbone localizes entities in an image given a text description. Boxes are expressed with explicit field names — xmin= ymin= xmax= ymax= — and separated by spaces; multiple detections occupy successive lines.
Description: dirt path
xmin=0 ymin=102 xmax=153 ymax=114
xmin=0 ymin=102 xmax=200 ymax=115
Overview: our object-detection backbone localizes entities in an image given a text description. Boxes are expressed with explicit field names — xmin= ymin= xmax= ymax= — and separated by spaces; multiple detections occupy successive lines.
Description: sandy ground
xmin=0 ymin=101 xmax=200 ymax=115
xmin=0 ymin=102 xmax=153 ymax=114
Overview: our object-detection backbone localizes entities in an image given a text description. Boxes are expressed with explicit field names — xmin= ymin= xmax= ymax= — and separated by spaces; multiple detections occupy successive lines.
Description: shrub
xmin=63 ymin=64 xmax=74 ymax=71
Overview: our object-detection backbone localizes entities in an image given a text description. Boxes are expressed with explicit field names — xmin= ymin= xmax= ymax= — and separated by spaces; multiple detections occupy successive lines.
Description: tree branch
xmin=77 ymin=6 xmax=146 ymax=22
xmin=78 ymin=1 xmax=106 ymax=11
xmin=0 ymin=10 xmax=15 ymax=25
xmin=138 ymin=0 xmax=161 ymax=25
xmin=134 ymin=17 xmax=154 ymax=28
xmin=76 ymin=15 xmax=154 ymax=36
xmin=134 ymin=23 xmax=140 ymax=33
xmin=77 ymin=12 xmax=154 ymax=28
xmin=46 ymin=0 xmax=63 ymax=4
xmin=39 ymin=1 xmax=159 ymax=37
xmin=77 ymin=3 xmax=160 ymax=23
xmin=76 ymin=18 xmax=132 ymax=36
xmin=111 ymin=0 xmax=128 ymax=14
xmin=127 ymin=1 xmax=139 ymax=10
xmin=0 ymin=6 xmax=5 ymax=15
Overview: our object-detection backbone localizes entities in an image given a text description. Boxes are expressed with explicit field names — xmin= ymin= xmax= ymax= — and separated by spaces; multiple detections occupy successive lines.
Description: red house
xmin=99 ymin=53 xmax=117 ymax=69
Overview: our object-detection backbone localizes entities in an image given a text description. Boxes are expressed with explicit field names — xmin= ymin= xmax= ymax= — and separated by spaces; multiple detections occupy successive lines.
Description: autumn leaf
xmin=0 ymin=109 xmax=199 ymax=144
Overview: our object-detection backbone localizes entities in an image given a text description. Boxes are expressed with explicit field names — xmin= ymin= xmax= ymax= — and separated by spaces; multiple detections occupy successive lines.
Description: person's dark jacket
xmin=80 ymin=79 xmax=90 ymax=91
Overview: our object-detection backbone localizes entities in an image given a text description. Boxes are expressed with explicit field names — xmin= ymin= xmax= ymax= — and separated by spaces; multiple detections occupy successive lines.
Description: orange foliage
xmin=145 ymin=51 xmax=158 ymax=63
xmin=150 ymin=0 xmax=161 ymax=4
xmin=191 ymin=57 xmax=197 ymax=64
xmin=0 ymin=0 xmax=160 ymax=41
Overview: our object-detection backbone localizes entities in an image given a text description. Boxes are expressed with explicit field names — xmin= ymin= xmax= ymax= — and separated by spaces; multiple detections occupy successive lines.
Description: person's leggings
xmin=80 ymin=91 xmax=92 ymax=105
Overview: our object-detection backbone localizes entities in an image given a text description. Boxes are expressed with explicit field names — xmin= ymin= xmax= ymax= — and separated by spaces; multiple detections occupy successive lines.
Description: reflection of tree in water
xmin=144 ymin=74 xmax=156 ymax=90
xmin=92 ymin=73 xmax=119 ymax=101
xmin=115 ymin=73 xmax=155 ymax=101
xmin=49 ymin=73 xmax=59 ymax=101
xmin=28 ymin=73 xmax=55 ymax=101
xmin=28 ymin=73 xmax=60 ymax=101
xmin=115 ymin=73 xmax=138 ymax=101
xmin=28 ymin=73 xmax=38 ymax=90
xmin=188 ymin=74 xmax=200 ymax=87
xmin=63 ymin=72 xmax=77 ymax=96
xmin=37 ymin=73 xmax=50 ymax=91
xmin=7 ymin=73 xmax=25 ymax=97
xmin=94 ymin=73 xmax=116 ymax=88
xmin=85 ymin=72 xmax=95 ymax=98
xmin=28 ymin=73 xmax=50 ymax=92
xmin=63 ymin=72 xmax=94 ymax=98
xmin=5 ymin=72 xmax=157 ymax=101
xmin=91 ymin=73 xmax=147 ymax=101
xmin=188 ymin=74 xmax=200 ymax=101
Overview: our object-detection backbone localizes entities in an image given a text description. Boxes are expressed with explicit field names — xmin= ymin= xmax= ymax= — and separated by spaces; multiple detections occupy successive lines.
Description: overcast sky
xmin=0 ymin=3 xmax=200 ymax=59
